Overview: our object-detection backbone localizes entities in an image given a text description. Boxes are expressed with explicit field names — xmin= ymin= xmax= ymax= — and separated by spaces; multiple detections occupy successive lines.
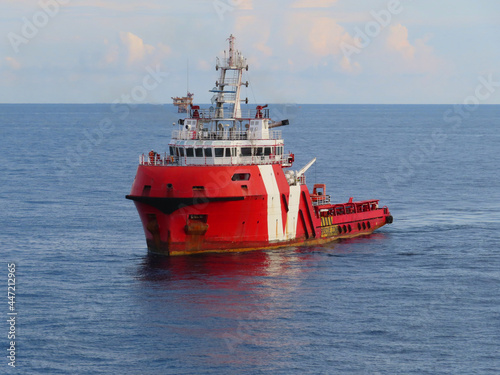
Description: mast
xmin=187 ymin=58 xmax=190 ymax=95
xmin=211 ymin=34 xmax=248 ymax=119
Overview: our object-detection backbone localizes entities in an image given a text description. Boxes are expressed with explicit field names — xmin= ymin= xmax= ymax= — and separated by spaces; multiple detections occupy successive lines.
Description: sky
xmin=1 ymin=0 xmax=500 ymax=104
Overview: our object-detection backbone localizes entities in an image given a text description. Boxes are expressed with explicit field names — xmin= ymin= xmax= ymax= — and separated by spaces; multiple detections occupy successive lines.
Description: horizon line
xmin=1 ymin=103 xmax=500 ymax=106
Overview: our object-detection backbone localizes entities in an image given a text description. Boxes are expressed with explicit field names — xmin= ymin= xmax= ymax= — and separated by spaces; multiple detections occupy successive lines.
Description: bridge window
xmin=179 ymin=148 xmax=185 ymax=157
xmin=215 ymin=148 xmax=224 ymax=157
xmin=204 ymin=148 xmax=212 ymax=157
xmin=169 ymin=147 xmax=174 ymax=156
xmin=241 ymin=147 xmax=252 ymax=156
xmin=186 ymin=148 xmax=194 ymax=157
xmin=264 ymin=147 xmax=272 ymax=156
xmin=225 ymin=148 xmax=231 ymax=157
xmin=195 ymin=148 xmax=203 ymax=157
xmin=256 ymin=147 xmax=263 ymax=156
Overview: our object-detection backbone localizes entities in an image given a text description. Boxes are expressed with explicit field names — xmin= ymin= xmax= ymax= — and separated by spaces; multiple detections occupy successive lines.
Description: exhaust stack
xmin=269 ymin=119 xmax=290 ymax=129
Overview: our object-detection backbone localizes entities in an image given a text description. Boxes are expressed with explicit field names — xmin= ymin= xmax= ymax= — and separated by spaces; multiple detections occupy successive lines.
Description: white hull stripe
xmin=259 ymin=165 xmax=301 ymax=242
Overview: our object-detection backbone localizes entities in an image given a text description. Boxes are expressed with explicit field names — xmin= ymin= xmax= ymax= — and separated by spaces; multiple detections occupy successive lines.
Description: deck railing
xmin=139 ymin=153 xmax=293 ymax=167
xmin=314 ymin=200 xmax=381 ymax=215
xmin=312 ymin=195 xmax=331 ymax=206
xmin=140 ymin=153 xmax=178 ymax=166
xmin=189 ymin=108 xmax=270 ymax=120
xmin=172 ymin=129 xmax=282 ymax=141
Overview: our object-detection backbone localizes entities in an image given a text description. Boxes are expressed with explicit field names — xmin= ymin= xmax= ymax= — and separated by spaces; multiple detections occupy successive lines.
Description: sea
xmin=1 ymin=104 xmax=499 ymax=374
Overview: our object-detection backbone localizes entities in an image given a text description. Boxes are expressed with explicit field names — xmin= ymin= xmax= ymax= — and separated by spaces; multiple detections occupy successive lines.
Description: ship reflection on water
xmin=135 ymin=249 xmax=318 ymax=366
xmin=134 ymin=237 xmax=388 ymax=368
xmin=136 ymin=233 xmax=389 ymax=284
xmin=137 ymin=232 xmax=389 ymax=281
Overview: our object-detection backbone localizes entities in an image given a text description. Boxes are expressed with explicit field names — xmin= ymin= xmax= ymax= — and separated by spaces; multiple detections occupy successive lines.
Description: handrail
xmin=315 ymin=200 xmax=381 ymax=214
xmin=217 ymin=56 xmax=247 ymax=69
xmin=189 ymin=108 xmax=270 ymax=120
xmin=139 ymin=153 xmax=293 ymax=167
xmin=139 ymin=153 xmax=178 ymax=166
xmin=172 ymin=129 xmax=282 ymax=141
xmin=312 ymin=195 xmax=331 ymax=206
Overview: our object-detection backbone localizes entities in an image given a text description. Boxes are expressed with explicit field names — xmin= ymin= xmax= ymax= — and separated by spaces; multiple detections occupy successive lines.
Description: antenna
xmin=187 ymin=58 xmax=189 ymax=94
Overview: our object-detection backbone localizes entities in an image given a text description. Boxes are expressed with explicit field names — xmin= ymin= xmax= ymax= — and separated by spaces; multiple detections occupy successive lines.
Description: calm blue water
xmin=1 ymin=104 xmax=499 ymax=374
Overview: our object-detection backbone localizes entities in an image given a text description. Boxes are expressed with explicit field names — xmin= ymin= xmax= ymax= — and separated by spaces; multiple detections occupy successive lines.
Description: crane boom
xmin=297 ymin=158 xmax=316 ymax=177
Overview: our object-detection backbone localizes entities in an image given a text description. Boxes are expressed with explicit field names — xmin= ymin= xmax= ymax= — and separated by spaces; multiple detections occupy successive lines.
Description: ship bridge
xmin=138 ymin=34 xmax=292 ymax=167
xmin=140 ymin=109 xmax=292 ymax=167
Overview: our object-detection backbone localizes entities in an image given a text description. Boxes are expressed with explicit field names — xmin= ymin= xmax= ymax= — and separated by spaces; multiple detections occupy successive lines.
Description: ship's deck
xmin=139 ymin=152 xmax=293 ymax=167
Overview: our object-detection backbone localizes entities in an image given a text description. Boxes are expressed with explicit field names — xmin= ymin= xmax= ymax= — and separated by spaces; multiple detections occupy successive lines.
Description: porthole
xmin=358 ymin=223 xmax=361 ymax=230
xmin=362 ymin=222 xmax=366 ymax=230
xmin=348 ymin=224 xmax=352 ymax=232
xmin=367 ymin=221 xmax=371 ymax=229
xmin=232 ymin=173 xmax=251 ymax=181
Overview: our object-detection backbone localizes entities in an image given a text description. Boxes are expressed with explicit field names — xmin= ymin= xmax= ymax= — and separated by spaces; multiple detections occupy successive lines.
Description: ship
xmin=171 ymin=92 xmax=194 ymax=113
xmin=126 ymin=35 xmax=393 ymax=256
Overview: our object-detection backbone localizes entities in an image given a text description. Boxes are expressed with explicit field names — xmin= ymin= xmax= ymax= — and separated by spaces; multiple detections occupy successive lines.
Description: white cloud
xmin=4 ymin=57 xmax=21 ymax=70
xmin=292 ymin=0 xmax=338 ymax=8
xmin=237 ymin=0 xmax=253 ymax=10
xmin=308 ymin=17 xmax=355 ymax=57
xmin=96 ymin=31 xmax=171 ymax=69
xmin=340 ymin=56 xmax=361 ymax=73
xmin=386 ymin=24 xmax=415 ymax=60
xmin=119 ymin=32 xmax=154 ymax=65
xmin=281 ymin=13 xmax=359 ymax=72
xmin=234 ymin=15 xmax=272 ymax=68
xmin=385 ymin=23 xmax=445 ymax=74
xmin=231 ymin=4 xmax=361 ymax=75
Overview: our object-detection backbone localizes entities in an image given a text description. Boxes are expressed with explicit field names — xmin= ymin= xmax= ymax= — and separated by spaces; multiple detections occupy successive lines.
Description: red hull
xmin=127 ymin=164 xmax=392 ymax=256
